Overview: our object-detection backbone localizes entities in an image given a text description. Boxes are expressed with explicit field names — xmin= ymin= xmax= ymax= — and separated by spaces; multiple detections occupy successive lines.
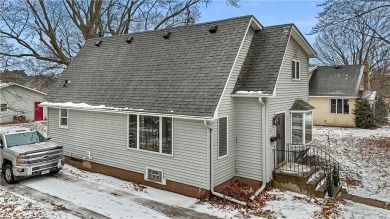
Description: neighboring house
xmin=43 ymin=16 xmax=321 ymax=200
xmin=0 ymin=82 xmax=47 ymax=124
xmin=309 ymin=62 xmax=373 ymax=127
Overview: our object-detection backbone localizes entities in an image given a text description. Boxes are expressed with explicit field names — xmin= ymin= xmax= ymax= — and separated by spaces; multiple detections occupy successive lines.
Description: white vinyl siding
xmin=0 ymin=85 xmax=46 ymax=124
xmin=48 ymin=108 xmax=209 ymax=189
xmin=266 ymin=37 xmax=309 ymax=180
xmin=236 ymin=98 xmax=263 ymax=181
xmin=213 ymin=27 xmax=254 ymax=186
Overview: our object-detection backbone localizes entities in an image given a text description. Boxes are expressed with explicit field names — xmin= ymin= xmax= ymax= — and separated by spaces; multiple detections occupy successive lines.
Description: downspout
xmin=204 ymin=120 xmax=247 ymax=206
xmin=249 ymin=97 xmax=267 ymax=200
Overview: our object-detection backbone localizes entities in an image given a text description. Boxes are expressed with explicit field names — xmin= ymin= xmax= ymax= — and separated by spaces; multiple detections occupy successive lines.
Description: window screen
xmin=218 ymin=117 xmax=228 ymax=157
xmin=139 ymin=116 xmax=159 ymax=152
xmin=147 ymin=169 xmax=162 ymax=183
xmin=162 ymin=117 xmax=172 ymax=154
xmin=129 ymin=115 xmax=137 ymax=148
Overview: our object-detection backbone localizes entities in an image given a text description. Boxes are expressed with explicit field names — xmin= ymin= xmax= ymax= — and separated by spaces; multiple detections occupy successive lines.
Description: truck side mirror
xmin=0 ymin=139 xmax=3 ymax=148
xmin=46 ymin=136 xmax=52 ymax=141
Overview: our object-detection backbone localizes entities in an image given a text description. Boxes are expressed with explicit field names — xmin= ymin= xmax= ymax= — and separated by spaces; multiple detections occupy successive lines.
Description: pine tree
xmin=354 ymin=99 xmax=375 ymax=128
xmin=374 ymin=98 xmax=389 ymax=126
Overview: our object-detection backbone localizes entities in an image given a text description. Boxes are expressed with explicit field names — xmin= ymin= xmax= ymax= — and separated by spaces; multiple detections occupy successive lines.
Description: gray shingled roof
xmin=233 ymin=24 xmax=293 ymax=93
xmin=46 ymin=16 xmax=253 ymax=117
xmin=309 ymin=65 xmax=364 ymax=97
xmin=290 ymin=99 xmax=314 ymax=111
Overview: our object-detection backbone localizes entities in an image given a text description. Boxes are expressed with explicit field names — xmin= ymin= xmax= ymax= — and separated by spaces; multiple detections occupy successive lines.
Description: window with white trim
xmin=291 ymin=111 xmax=313 ymax=145
xmin=292 ymin=60 xmax=300 ymax=80
xmin=0 ymin=104 xmax=8 ymax=112
xmin=59 ymin=109 xmax=68 ymax=128
xmin=330 ymin=99 xmax=349 ymax=114
xmin=128 ymin=115 xmax=173 ymax=155
xmin=218 ymin=117 xmax=228 ymax=158
xmin=145 ymin=167 xmax=166 ymax=185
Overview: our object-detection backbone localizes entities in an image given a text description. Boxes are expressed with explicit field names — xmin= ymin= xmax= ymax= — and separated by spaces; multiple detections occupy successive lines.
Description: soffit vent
xmin=209 ymin=25 xmax=218 ymax=33
xmin=126 ymin=37 xmax=134 ymax=44
xmin=95 ymin=41 xmax=102 ymax=47
xmin=163 ymin=32 xmax=171 ymax=39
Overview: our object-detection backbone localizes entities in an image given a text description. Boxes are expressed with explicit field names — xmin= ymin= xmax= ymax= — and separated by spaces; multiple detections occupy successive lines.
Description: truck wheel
xmin=4 ymin=164 xmax=15 ymax=184
xmin=51 ymin=170 xmax=60 ymax=174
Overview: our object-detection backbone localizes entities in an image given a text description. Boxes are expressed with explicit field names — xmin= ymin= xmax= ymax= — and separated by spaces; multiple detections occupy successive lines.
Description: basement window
xmin=0 ymin=104 xmax=8 ymax=112
xmin=330 ymin=99 xmax=349 ymax=114
xmin=59 ymin=109 xmax=68 ymax=128
xmin=128 ymin=115 xmax=173 ymax=155
xmin=145 ymin=167 xmax=166 ymax=185
xmin=292 ymin=60 xmax=300 ymax=80
xmin=291 ymin=111 xmax=313 ymax=145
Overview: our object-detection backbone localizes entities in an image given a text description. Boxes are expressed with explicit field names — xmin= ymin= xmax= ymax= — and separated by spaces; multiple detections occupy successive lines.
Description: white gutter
xmin=249 ymin=97 xmax=267 ymax=200
xmin=203 ymin=120 xmax=247 ymax=206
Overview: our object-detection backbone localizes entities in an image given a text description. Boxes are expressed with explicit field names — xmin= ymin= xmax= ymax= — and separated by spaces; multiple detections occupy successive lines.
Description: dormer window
xmin=292 ymin=60 xmax=300 ymax=80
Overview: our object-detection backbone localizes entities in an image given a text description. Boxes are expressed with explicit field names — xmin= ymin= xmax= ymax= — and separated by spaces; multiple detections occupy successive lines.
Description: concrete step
xmin=307 ymin=170 xmax=325 ymax=186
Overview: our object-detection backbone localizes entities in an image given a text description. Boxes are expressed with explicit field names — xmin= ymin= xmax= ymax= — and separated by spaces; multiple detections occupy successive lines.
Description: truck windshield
xmin=5 ymin=131 xmax=46 ymax=148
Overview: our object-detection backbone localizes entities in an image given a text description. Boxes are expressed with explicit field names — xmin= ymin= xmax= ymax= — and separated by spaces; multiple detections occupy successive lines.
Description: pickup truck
xmin=0 ymin=127 xmax=64 ymax=183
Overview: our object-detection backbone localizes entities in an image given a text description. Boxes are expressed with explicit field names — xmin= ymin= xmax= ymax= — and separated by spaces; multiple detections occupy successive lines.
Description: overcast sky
xmin=198 ymin=0 xmax=322 ymax=44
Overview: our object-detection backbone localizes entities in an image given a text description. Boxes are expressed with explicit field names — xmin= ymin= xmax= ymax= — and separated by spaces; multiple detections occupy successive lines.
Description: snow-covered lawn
xmin=313 ymin=126 xmax=390 ymax=203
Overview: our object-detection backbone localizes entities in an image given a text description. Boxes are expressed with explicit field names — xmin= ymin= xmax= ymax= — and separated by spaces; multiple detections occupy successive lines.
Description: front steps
xmin=273 ymin=167 xmax=341 ymax=198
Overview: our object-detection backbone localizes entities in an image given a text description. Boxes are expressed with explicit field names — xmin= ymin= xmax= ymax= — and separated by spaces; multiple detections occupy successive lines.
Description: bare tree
xmin=312 ymin=0 xmax=390 ymax=98
xmin=311 ymin=0 xmax=390 ymax=45
xmin=0 ymin=0 xmax=238 ymax=73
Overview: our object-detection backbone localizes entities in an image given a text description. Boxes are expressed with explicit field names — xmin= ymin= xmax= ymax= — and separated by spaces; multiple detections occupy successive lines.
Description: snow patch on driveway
xmin=20 ymin=177 xmax=169 ymax=219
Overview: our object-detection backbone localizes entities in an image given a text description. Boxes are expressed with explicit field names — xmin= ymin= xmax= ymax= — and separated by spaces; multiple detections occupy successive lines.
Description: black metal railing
xmin=274 ymin=144 xmax=340 ymax=180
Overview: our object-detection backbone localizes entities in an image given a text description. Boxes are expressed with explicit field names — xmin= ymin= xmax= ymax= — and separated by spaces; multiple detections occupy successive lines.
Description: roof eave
xmin=291 ymin=25 xmax=317 ymax=58
xmin=0 ymin=83 xmax=46 ymax=95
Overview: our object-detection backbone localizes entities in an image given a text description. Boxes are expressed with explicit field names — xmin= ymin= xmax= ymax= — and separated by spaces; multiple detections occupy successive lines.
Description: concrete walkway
xmin=340 ymin=191 xmax=390 ymax=211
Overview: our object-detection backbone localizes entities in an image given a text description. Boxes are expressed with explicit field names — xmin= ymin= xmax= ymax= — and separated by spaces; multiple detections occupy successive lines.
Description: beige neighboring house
xmin=0 ymin=82 xmax=47 ymax=124
xmin=308 ymin=62 xmax=373 ymax=127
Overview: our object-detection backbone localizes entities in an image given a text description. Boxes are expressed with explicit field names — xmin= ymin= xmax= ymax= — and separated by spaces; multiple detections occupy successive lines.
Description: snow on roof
xmin=40 ymin=101 xmax=145 ymax=112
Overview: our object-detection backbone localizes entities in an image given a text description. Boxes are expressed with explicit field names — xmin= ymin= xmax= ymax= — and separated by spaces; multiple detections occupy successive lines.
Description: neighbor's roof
xmin=233 ymin=24 xmax=293 ymax=94
xmin=309 ymin=65 xmax=364 ymax=97
xmin=46 ymin=16 xmax=254 ymax=118
xmin=0 ymin=81 xmax=46 ymax=95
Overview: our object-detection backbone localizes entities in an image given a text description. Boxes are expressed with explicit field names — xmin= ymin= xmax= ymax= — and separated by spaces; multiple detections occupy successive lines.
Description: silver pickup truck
xmin=0 ymin=127 xmax=64 ymax=183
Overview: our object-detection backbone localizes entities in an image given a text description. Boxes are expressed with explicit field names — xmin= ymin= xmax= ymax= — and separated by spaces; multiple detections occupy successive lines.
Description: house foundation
xmin=64 ymin=156 xmax=210 ymax=199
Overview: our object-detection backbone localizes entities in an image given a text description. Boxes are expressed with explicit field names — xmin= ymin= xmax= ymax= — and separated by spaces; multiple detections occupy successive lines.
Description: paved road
xmin=0 ymin=173 xmax=218 ymax=219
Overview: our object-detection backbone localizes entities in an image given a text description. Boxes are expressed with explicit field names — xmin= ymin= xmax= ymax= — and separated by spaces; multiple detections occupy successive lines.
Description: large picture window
xmin=331 ymin=99 xmax=349 ymax=114
xmin=128 ymin=115 xmax=173 ymax=155
xmin=218 ymin=117 xmax=228 ymax=158
xmin=291 ymin=111 xmax=313 ymax=145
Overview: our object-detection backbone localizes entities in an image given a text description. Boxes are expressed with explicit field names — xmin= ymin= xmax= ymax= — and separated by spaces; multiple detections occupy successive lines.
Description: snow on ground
xmin=340 ymin=200 xmax=390 ymax=219
xmin=313 ymin=126 xmax=390 ymax=203
xmin=20 ymin=176 xmax=169 ymax=219
xmin=62 ymin=165 xmax=244 ymax=219
xmin=0 ymin=187 xmax=77 ymax=218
